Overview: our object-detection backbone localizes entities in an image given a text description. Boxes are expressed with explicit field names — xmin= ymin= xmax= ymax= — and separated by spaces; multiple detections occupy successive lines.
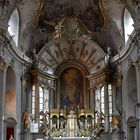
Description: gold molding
xmin=34 ymin=0 xmax=108 ymax=32
xmin=77 ymin=18 xmax=96 ymax=35
xmin=34 ymin=0 xmax=45 ymax=27
xmin=99 ymin=0 xmax=108 ymax=28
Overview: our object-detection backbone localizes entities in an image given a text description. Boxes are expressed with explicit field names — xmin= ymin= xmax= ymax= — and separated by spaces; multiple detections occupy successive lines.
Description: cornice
xmin=30 ymin=69 xmax=57 ymax=80
xmin=112 ymin=31 xmax=136 ymax=63
xmin=6 ymin=32 xmax=32 ymax=65
xmin=86 ymin=68 xmax=113 ymax=85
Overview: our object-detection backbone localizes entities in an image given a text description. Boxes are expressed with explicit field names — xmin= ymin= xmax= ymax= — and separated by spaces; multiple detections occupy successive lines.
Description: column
xmin=0 ymin=71 xmax=3 ymax=139
xmin=15 ymin=71 xmax=22 ymax=140
xmin=0 ymin=66 xmax=6 ymax=140
xmin=57 ymin=117 xmax=59 ymax=129
xmin=134 ymin=21 xmax=140 ymax=139
xmin=21 ymin=75 xmax=28 ymax=113
xmin=32 ymin=71 xmax=40 ymax=133
xmin=34 ymin=76 xmax=39 ymax=124
xmin=104 ymin=84 xmax=109 ymax=132
xmin=57 ymin=78 xmax=60 ymax=109
xmin=89 ymin=80 xmax=95 ymax=109
xmin=50 ymin=117 xmax=52 ymax=129
xmin=135 ymin=61 xmax=140 ymax=140
xmin=112 ymin=84 xmax=116 ymax=113
xmin=85 ymin=117 xmax=87 ymax=126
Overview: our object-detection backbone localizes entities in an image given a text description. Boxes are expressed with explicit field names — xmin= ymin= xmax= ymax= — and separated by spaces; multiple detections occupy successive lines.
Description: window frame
xmin=8 ymin=8 xmax=20 ymax=47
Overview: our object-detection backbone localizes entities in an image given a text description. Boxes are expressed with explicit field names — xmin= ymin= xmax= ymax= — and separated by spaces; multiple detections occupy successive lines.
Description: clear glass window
xmin=8 ymin=8 xmax=19 ymax=47
xmin=124 ymin=9 xmax=134 ymax=43
xmin=32 ymin=85 xmax=49 ymax=117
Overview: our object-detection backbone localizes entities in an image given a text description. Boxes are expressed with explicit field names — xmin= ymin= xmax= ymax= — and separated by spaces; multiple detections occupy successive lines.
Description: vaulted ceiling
xmin=0 ymin=0 xmax=137 ymax=57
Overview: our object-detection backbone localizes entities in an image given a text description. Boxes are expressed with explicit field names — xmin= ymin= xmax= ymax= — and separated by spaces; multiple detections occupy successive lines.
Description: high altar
xmin=47 ymin=108 xmax=94 ymax=138
xmin=30 ymin=64 xmax=113 ymax=139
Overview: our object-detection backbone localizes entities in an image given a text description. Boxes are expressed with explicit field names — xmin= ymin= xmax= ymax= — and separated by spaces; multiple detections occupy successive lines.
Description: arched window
xmin=124 ymin=9 xmax=134 ymax=43
xmin=95 ymin=84 xmax=112 ymax=123
xmin=95 ymin=85 xmax=105 ymax=114
xmin=127 ymin=66 xmax=137 ymax=116
xmin=31 ymin=85 xmax=49 ymax=121
xmin=8 ymin=8 xmax=19 ymax=47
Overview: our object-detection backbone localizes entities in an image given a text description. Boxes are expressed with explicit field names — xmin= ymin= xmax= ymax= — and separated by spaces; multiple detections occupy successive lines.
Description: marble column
xmin=0 ymin=66 xmax=6 ymax=140
xmin=50 ymin=118 xmax=52 ymax=129
xmin=21 ymin=75 xmax=28 ymax=113
xmin=89 ymin=80 xmax=95 ymax=109
xmin=112 ymin=85 xmax=116 ymax=112
xmin=104 ymin=84 xmax=109 ymax=132
xmin=15 ymin=71 xmax=22 ymax=140
xmin=134 ymin=21 xmax=140 ymax=140
xmin=135 ymin=61 xmax=140 ymax=140
xmin=33 ymin=74 xmax=40 ymax=128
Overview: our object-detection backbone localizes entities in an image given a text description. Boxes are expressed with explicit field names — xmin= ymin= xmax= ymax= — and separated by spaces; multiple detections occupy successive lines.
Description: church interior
xmin=0 ymin=0 xmax=140 ymax=140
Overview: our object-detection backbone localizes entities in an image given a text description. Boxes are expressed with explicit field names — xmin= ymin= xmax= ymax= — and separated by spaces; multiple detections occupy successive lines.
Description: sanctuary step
xmin=44 ymin=137 xmax=91 ymax=140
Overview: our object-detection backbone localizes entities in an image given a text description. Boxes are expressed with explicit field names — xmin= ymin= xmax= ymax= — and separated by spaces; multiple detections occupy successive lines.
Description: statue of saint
xmin=111 ymin=109 xmax=121 ymax=131
xmin=22 ymin=112 xmax=30 ymax=129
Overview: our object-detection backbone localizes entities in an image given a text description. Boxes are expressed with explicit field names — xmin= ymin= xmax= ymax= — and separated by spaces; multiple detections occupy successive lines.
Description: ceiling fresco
xmin=38 ymin=38 xmax=105 ymax=75
xmin=37 ymin=0 xmax=106 ymax=33
xmin=1 ymin=0 xmax=132 ymax=60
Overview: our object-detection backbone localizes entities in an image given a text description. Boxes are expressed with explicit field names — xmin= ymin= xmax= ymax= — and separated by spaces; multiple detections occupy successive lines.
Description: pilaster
xmin=15 ymin=71 xmax=22 ymax=140
xmin=1 ymin=66 xmax=7 ymax=140
xmin=89 ymin=80 xmax=95 ymax=109
xmin=104 ymin=84 xmax=109 ymax=132
xmin=32 ymin=71 xmax=40 ymax=124
xmin=135 ymin=59 xmax=140 ymax=140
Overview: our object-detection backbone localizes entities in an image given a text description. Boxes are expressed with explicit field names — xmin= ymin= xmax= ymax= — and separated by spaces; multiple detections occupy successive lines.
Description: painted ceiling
xmin=0 ymin=0 xmax=137 ymax=57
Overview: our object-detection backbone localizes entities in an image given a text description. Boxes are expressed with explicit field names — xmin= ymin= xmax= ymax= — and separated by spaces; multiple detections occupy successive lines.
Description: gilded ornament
xmin=0 ymin=56 xmax=5 ymax=72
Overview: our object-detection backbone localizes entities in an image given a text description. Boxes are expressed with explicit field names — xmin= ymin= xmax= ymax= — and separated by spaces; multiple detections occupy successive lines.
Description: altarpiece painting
xmin=60 ymin=68 xmax=83 ymax=109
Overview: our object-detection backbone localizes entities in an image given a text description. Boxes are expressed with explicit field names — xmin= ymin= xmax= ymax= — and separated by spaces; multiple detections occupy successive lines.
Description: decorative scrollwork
xmin=0 ymin=56 xmax=5 ymax=72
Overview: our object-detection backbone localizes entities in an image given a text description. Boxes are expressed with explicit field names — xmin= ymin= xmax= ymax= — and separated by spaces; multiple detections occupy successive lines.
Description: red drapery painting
xmin=6 ymin=127 xmax=14 ymax=140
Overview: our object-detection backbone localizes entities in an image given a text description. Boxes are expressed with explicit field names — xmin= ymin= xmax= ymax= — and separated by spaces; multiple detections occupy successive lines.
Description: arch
xmin=38 ymin=37 xmax=106 ymax=75
xmin=87 ymin=115 xmax=92 ymax=124
xmin=8 ymin=8 xmax=19 ymax=47
xmin=5 ymin=67 xmax=16 ymax=118
xmin=127 ymin=65 xmax=137 ymax=103
xmin=123 ymin=8 xmax=134 ymax=43
xmin=126 ymin=65 xmax=137 ymax=117
xmin=127 ymin=116 xmax=138 ymax=140
xmin=79 ymin=115 xmax=86 ymax=125
xmin=5 ymin=117 xmax=17 ymax=125
xmin=52 ymin=115 xmax=58 ymax=125
xmin=5 ymin=117 xmax=17 ymax=140
xmin=55 ymin=63 xmax=89 ymax=77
